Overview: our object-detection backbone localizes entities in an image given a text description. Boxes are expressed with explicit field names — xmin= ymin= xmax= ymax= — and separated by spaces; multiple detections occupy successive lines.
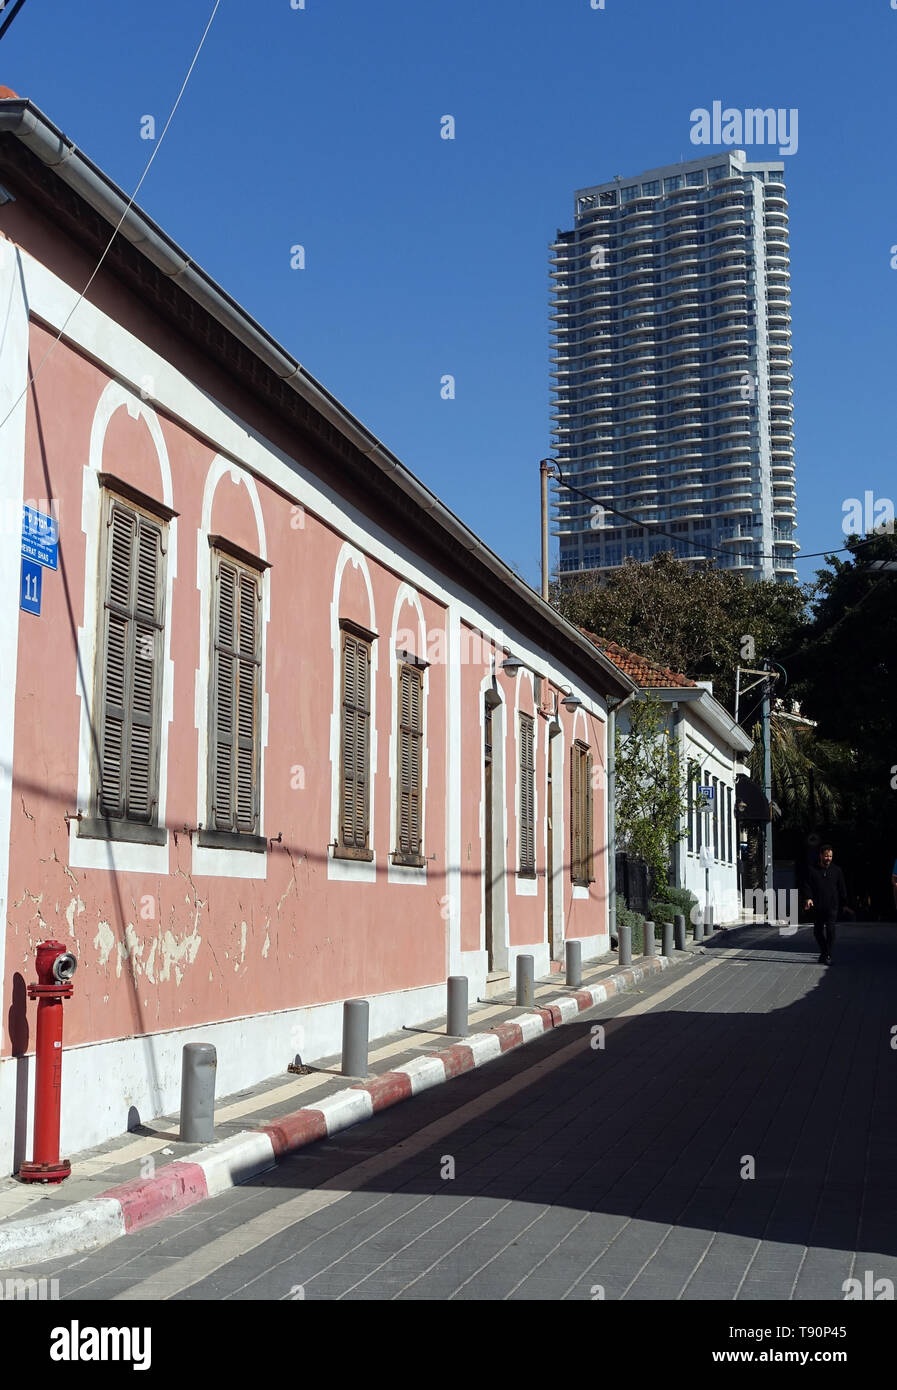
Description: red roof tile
xmin=580 ymin=630 xmax=697 ymax=689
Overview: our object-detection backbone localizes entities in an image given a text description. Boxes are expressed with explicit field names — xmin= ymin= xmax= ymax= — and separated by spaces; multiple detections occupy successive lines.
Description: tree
xmin=615 ymin=691 xmax=690 ymax=890
xmin=747 ymin=712 xmax=844 ymax=830
xmin=784 ymin=530 xmax=897 ymax=912
xmin=555 ymin=551 xmax=807 ymax=714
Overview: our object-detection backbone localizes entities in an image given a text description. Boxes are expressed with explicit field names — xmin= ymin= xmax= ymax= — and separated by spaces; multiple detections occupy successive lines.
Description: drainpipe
xmin=606 ymin=689 xmax=637 ymax=942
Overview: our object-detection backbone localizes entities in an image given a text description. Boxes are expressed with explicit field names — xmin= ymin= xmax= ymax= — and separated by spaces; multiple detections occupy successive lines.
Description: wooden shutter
xmin=397 ymin=664 xmax=423 ymax=858
xmin=340 ymin=632 xmax=371 ymax=850
xmin=570 ymin=743 xmax=582 ymax=882
xmin=210 ymin=556 xmax=260 ymax=833
xmin=584 ymin=747 xmax=594 ymax=878
xmin=97 ymin=497 xmax=164 ymax=823
xmin=519 ymin=714 xmax=535 ymax=874
xmin=570 ymin=742 xmax=592 ymax=883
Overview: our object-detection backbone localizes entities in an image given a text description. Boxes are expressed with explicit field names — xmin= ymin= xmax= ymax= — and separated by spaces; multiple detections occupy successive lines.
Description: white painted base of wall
xmin=508 ymin=934 xmax=609 ymax=985
xmin=444 ymin=935 xmax=611 ymax=1006
xmin=0 ymin=979 xmax=448 ymax=1179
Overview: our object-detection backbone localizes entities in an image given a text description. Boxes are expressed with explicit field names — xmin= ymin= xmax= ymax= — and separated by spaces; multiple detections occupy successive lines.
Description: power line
xmin=0 ymin=0 xmax=30 ymax=43
xmin=551 ymin=462 xmax=881 ymax=568
xmin=0 ymin=0 xmax=222 ymax=434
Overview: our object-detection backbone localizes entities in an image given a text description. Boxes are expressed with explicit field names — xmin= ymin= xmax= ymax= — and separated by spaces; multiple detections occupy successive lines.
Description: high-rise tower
xmin=549 ymin=150 xmax=798 ymax=581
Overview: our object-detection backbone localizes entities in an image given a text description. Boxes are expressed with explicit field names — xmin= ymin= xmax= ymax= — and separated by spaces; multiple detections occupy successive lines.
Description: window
xmin=337 ymin=623 xmax=374 ymax=858
xmin=687 ymin=766 xmax=695 ymax=852
xmin=519 ymin=714 xmax=536 ymax=876
xmin=205 ymin=548 xmax=263 ymax=847
xmin=664 ymin=175 xmax=682 ymax=192
xmin=570 ymin=741 xmax=594 ymax=885
xmin=726 ymin=783 xmax=733 ymax=863
xmin=686 ymin=170 xmax=705 ymax=187
xmin=395 ymin=662 xmax=424 ymax=866
xmin=641 ymin=180 xmax=659 ymax=196
xmin=84 ymin=489 xmax=168 ymax=844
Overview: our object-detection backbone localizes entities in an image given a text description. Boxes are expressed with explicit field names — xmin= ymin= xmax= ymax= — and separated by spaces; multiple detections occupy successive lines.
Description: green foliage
xmin=615 ymin=893 xmax=648 ymax=952
xmin=784 ymin=531 xmax=897 ymax=904
xmin=654 ymin=884 xmax=699 ymax=917
xmin=748 ymin=714 xmax=844 ymax=830
xmin=554 ymin=551 xmax=807 ymax=714
xmin=614 ymin=691 xmax=689 ymax=890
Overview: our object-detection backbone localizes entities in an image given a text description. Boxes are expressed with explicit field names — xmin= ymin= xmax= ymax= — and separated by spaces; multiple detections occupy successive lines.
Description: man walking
xmin=803 ymin=844 xmax=848 ymax=965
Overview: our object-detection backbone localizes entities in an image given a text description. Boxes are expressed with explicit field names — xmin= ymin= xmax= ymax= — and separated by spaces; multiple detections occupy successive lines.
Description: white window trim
xmin=514 ymin=671 xmax=538 ymax=897
xmin=329 ymin=544 xmax=378 ymax=884
xmin=192 ymin=456 xmax=270 ymax=880
xmin=388 ymin=584 xmax=428 ymax=886
xmin=70 ymin=383 xmax=175 ymax=875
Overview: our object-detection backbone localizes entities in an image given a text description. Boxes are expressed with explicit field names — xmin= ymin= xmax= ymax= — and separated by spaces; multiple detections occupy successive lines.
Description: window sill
xmin=391 ymin=852 xmax=426 ymax=868
xmin=196 ymin=829 xmax=266 ymax=853
xmin=77 ymin=818 xmax=167 ymax=846
xmin=332 ymin=846 xmax=374 ymax=862
xmin=571 ymin=877 xmax=595 ymax=889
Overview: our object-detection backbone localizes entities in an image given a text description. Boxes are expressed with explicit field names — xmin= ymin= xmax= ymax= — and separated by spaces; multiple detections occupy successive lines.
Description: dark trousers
xmin=813 ymin=917 xmax=836 ymax=955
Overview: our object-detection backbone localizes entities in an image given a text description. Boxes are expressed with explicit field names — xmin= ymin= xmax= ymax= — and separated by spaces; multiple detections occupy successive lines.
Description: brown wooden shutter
xmin=340 ymin=633 xmax=371 ymax=850
xmin=210 ymin=557 xmax=260 ymax=834
xmin=97 ymin=497 xmax=164 ymax=824
xmin=397 ymin=664 xmax=423 ymax=857
xmin=570 ymin=742 xmax=592 ymax=883
xmin=570 ymin=743 xmax=581 ymax=882
xmin=519 ymin=714 xmax=535 ymax=874
xmin=129 ymin=518 xmax=161 ymax=820
xmin=236 ymin=570 xmax=259 ymax=832
xmin=585 ymin=748 xmax=594 ymax=880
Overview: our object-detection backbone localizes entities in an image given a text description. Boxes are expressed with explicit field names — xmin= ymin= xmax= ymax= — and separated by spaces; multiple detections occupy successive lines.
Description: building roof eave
xmin=0 ymin=97 xmax=637 ymax=702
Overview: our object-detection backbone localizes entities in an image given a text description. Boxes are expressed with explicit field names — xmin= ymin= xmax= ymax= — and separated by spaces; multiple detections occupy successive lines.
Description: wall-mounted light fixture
xmin=501 ymin=656 xmax=523 ymax=677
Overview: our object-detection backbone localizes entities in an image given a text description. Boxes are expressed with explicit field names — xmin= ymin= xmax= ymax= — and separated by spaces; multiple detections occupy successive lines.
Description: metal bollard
xmin=180 ymin=1043 xmax=216 ymax=1143
xmin=704 ymin=904 xmax=714 ymax=940
xmin=643 ymin=920 xmax=655 ymax=957
xmin=565 ymin=939 xmax=582 ymax=989
xmin=662 ymin=920 xmax=674 ymax=958
xmin=447 ymin=976 xmax=468 ymax=1036
xmin=674 ymin=914 xmax=686 ymax=951
xmin=516 ymin=954 xmax=535 ymax=1007
xmin=341 ymin=998 xmax=370 ymax=1077
xmin=618 ymin=923 xmax=632 ymax=968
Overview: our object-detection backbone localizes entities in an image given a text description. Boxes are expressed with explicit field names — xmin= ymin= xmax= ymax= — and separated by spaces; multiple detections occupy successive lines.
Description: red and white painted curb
xmin=0 ymin=955 xmax=675 ymax=1268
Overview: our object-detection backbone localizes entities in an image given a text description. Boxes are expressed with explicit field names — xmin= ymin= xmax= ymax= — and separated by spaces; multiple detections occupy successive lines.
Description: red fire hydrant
xmin=18 ymin=940 xmax=77 ymax=1184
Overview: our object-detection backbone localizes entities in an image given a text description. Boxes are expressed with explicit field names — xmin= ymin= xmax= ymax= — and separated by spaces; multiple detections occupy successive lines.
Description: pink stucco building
xmin=0 ymin=95 xmax=635 ymax=1175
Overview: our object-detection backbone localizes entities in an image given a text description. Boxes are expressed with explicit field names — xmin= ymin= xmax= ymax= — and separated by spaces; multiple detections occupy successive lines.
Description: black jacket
xmin=803 ymin=863 xmax=848 ymax=921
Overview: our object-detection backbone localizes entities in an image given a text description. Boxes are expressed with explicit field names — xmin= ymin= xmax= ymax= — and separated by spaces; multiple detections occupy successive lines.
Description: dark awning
xmin=735 ymin=774 xmax=771 ymax=822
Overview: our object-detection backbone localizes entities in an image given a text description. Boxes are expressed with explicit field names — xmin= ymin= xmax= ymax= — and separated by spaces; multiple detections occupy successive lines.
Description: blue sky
xmin=5 ymin=0 xmax=896 ymax=592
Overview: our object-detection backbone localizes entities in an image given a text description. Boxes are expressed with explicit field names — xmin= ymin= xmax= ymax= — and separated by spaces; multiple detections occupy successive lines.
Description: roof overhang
xmin=0 ymin=98 xmax=637 ymax=704
xmin=649 ymin=686 xmax=754 ymax=754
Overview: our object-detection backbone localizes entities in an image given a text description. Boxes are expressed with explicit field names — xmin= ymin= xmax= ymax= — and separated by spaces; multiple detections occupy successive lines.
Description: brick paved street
xmin=16 ymin=923 xmax=897 ymax=1303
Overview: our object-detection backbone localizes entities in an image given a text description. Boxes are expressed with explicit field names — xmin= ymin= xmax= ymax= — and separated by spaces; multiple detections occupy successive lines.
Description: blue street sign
xmin=20 ymin=558 xmax=42 ymax=615
xmin=21 ymin=506 xmax=58 ymax=569
xmin=699 ymin=784 xmax=715 ymax=801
